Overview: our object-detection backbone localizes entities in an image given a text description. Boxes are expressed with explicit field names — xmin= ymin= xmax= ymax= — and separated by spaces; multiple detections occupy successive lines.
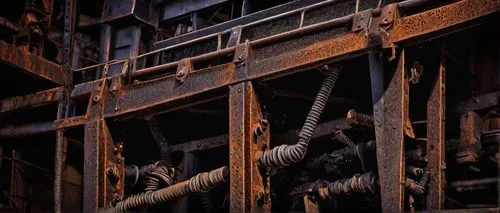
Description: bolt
xmin=254 ymin=126 xmax=264 ymax=141
xmin=383 ymin=18 xmax=388 ymax=23
xmin=113 ymin=147 xmax=119 ymax=155
xmin=93 ymin=95 xmax=101 ymax=103
xmin=260 ymin=119 xmax=269 ymax=128
xmin=115 ymin=107 xmax=120 ymax=111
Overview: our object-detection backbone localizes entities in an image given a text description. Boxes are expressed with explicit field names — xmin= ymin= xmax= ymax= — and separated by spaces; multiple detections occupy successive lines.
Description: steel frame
xmin=0 ymin=0 xmax=499 ymax=212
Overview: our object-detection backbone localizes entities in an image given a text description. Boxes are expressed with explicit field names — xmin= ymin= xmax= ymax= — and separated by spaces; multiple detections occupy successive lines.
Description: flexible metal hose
xmin=145 ymin=165 xmax=176 ymax=191
xmin=147 ymin=117 xmax=173 ymax=167
xmin=317 ymin=172 xmax=377 ymax=200
xmin=346 ymin=109 xmax=374 ymax=128
xmin=258 ymin=65 xmax=342 ymax=168
xmin=114 ymin=166 xmax=228 ymax=212
xmin=333 ymin=130 xmax=355 ymax=147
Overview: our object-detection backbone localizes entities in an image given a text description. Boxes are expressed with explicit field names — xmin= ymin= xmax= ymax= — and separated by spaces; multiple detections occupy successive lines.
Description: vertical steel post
xmin=84 ymin=119 xmax=123 ymax=212
xmin=426 ymin=46 xmax=446 ymax=210
xmin=83 ymin=121 xmax=101 ymax=212
xmin=369 ymin=50 xmax=408 ymax=212
xmin=55 ymin=0 xmax=75 ymax=212
xmin=229 ymin=81 xmax=270 ymax=213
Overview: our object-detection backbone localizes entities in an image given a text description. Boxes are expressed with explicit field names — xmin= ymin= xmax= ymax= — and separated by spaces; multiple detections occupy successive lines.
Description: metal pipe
xmin=0 ymin=122 xmax=55 ymax=137
xmin=133 ymin=47 xmax=235 ymax=78
xmin=398 ymin=0 xmax=438 ymax=10
xmin=251 ymin=14 xmax=354 ymax=48
xmin=113 ymin=166 xmax=228 ymax=212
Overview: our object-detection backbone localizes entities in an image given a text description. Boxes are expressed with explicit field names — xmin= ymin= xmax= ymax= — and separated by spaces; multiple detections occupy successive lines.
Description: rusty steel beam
xmin=0 ymin=87 xmax=63 ymax=113
xmin=0 ymin=115 xmax=88 ymax=137
xmin=389 ymin=0 xmax=499 ymax=44
xmin=169 ymin=118 xmax=347 ymax=153
xmin=97 ymin=0 xmax=499 ymax=119
xmin=369 ymin=49 xmax=408 ymax=212
xmin=84 ymin=120 xmax=124 ymax=212
xmin=426 ymin=46 xmax=446 ymax=210
xmin=0 ymin=41 xmax=67 ymax=85
xmin=71 ymin=79 xmax=105 ymax=99
xmin=229 ymin=81 xmax=270 ymax=212
xmin=456 ymin=92 xmax=500 ymax=114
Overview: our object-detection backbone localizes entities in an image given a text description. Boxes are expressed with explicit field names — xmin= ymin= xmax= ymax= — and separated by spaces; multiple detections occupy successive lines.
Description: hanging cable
xmin=114 ymin=166 xmax=228 ymax=212
xmin=258 ymin=64 xmax=342 ymax=168
xmin=147 ymin=117 xmax=173 ymax=167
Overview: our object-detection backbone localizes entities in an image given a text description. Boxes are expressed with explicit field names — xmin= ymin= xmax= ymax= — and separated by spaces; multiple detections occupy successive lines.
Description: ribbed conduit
xmin=114 ymin=166 xmax=228 ymax=212
xmin=147 ymin=117 xmax=173 ymax=167
xmin=258 ymin=65 xmax=342 ymax=168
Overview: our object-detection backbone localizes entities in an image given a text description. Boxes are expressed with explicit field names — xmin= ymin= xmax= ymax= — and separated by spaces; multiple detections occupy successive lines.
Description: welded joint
xmin=176 ymin=58 xmax=193 ymax=83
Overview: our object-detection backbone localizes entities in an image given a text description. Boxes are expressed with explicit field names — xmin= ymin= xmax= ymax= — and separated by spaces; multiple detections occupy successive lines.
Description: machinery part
xmin=346 ymin=110 xmax=374 ymax=129
xmin=456 ymin=111 xmax=482 ymax=163
xmin=332 ymin=130 xmax=355 ymax=147
xmin=316 ymin=172 xmax=378 ymax=200
xmin=418 ymin=171 xmax=430 ymax=189
xmin=308 ymin=140 xmax=376 ymax=177
xmin=113 ymin=166 xmax=228 ymax=212
xmin=407 ymin=165 xmax=424 ymax=176
xmin=145 ymin=165 xmax=176 ymax=191
xmin=405 ymin=178 xmax=425 ymax=195
xmin=147 ymin=117 xmax=173 ymax=167
xmin=258 ymin=64 xmax=342 ymax=168
xmin=124 ymin=162 xmax=160 ymax=186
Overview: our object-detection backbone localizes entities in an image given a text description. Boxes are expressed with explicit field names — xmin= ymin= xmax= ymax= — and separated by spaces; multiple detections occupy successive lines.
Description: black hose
xmin=199 ymin=192 xmax=214 ymax=212
xmin=258 ymin=65 xmax=342 ymax=168
xmin=147 ymin=117 xmax=173 ymax=167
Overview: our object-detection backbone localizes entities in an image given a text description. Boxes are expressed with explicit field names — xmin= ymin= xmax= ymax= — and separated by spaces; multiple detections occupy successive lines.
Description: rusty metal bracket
xmin=176 ymin=58 xmax=193 ymax=83
xmin=380 ymin=3 xmax=398 ymax=28
xmin=352 ymin=9 xmax=372 ymax=32
xmin=227 ymin=26 xmax=243 ymax=48
xmin=367 ymin=3 xmax=399 ymax=60
xmin=234 ymin=42 xmax=250 ymax=63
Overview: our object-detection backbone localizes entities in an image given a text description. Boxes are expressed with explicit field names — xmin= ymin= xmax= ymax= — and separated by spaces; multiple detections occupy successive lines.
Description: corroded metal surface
xmin=229 ymin=82 xmax=270 ymax=212
xmin=0 ymin=87 xmax=63 ymax=113
xmin=369 ymin=50 xmax=408 ymax=212
xmin=389 ymin=0 xmax=500 ymax=43
xmin=426 ymin=48 xmax=446 ymax=210
xmin=95 ymin=0 xmax=500 ymax=119
xmin=0 ymin=41 xmax=67 ymax=85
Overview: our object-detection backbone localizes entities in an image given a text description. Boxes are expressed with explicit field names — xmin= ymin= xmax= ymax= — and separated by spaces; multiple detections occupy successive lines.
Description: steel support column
xmin=369 ymin=50 xmax=408 ymax=212
xmin=84 ymin=120 xmax=124 ymax=212
xmin=426 ymin=47 xmax=446 ymax=210
xmin=229 ymin=81 xmax=270 ymax=212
